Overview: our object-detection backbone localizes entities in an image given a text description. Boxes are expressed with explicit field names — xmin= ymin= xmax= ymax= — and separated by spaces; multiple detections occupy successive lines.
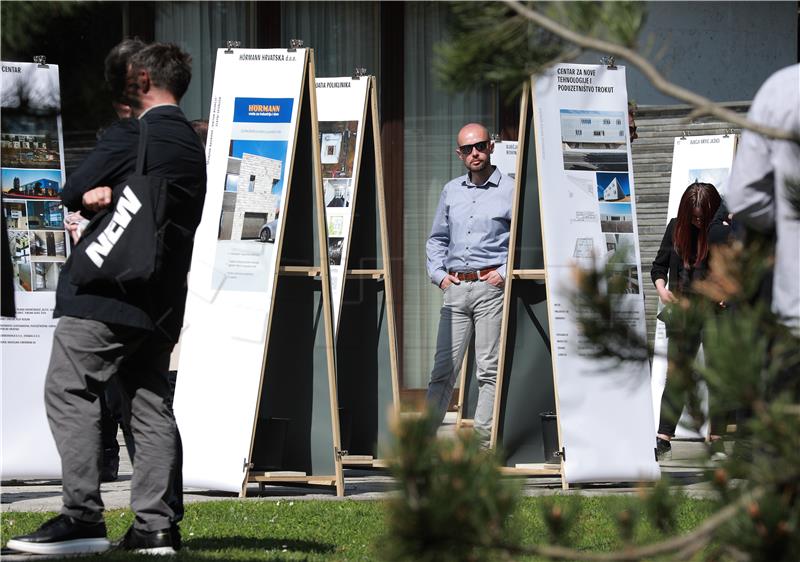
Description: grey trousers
xmin=44 ymin=316 xmax=182 ymax=531
xmin=426 ymin=280 xmax=504 ymax=443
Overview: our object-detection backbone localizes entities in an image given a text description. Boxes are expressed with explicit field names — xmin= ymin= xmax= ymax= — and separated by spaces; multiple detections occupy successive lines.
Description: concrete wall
xmin=578 ymin=1 xmax=798 ymax=106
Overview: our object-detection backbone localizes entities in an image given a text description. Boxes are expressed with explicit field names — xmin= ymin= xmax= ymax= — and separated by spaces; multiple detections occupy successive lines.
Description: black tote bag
xmin=69 ymin=119 xmax=169 ymax=287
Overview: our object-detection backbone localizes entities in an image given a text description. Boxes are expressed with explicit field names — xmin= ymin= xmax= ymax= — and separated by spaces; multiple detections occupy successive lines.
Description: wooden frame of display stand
xmin=453 ymin=84 xmax=566 ymax=488
xmin=454 ymin=345 xmax=475 ymax=429
xmin=335 ymin=76 xmax=400 ymax=470
xmin=243 ymin=50 xmax=345 ymax=497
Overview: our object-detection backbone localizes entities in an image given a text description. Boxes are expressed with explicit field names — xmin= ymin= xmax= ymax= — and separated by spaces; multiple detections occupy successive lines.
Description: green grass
xmin=1 ymin=496 xmax=715 ymax=560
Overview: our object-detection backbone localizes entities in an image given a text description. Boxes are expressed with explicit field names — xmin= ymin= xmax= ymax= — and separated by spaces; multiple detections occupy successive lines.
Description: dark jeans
xmin=658 ymin=326 xmax=725 ymax=437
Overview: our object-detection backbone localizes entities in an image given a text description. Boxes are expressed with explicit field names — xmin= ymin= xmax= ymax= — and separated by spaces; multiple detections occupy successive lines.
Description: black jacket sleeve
xmin=61 ymin=119 xmax=139 ymax=212
xmin=651 ymin=218 xmax=675 ymax=287
xmin=708 ymin=199 xmax=733 ymax=246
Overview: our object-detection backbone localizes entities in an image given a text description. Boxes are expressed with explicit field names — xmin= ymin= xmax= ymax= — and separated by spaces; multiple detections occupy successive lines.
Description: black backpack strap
xmin=135 ymin=118 xmax=148 ymax=175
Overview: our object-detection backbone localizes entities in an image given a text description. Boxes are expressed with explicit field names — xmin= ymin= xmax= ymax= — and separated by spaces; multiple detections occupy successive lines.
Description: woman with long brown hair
xmin=651 ymin=181 xmax=724 ymax=460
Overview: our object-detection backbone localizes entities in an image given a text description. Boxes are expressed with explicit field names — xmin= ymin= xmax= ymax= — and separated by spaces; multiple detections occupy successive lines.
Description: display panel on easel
xmin=491 ymin=87 xmax=558 ymax=474
xmin=531 ymin=64 xmax=660 ymax=483
xmin=316 ymin=76 xmax=400 ymax=466
xmin=314 ymin=77 xmax=369 ymax=331
xmin=174 ymin=48 xmax=309 ymax=493
xmin=1 ymin=61 xmax=66 ymax=479
xmin=248 ymin=54 xmax=342 ymax=494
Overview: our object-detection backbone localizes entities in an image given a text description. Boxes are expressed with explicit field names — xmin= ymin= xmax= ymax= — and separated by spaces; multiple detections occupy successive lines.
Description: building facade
xmin=2 ymin=1 xmax=797 ymax=394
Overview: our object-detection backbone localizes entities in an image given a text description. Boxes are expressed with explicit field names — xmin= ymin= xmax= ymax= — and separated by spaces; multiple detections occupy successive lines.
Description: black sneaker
xmin=114 ymin=524 xmax=181 ymax=555
xmin=656 ymin=437 xmax=672 ymax=461
xmin=5 ymin=514 xmax=109 ymax=555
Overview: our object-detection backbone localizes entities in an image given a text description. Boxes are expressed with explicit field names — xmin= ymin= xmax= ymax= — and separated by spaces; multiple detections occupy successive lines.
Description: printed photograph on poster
xmin=688 ymin=167 xmax=730 ymax=194
xmin=327 ymin=213 xmax=345 ymax=238
xmin=8 ymin=230 xmax=31 ymax=291
xmin=560 ymin=109 xmax=628 ymax=172
xmin=605 ymin=232 xmax=636 ymax=259
xmin=324 ymin=178 xmax=352 ymax=208
xmin=1 ymin=65 xmax=62 ymax=170
xmin=218 ymin=146 xmax=285 ymax=241
xmin=607 ymin=263 xmax=640 ymax=294
xmin=319 ymin=121 xmax=358 ymax=178
xmin=328 ymin=236 xmax=344 ymax=266
xmin=32 ymin=261 xmax=62 ymax=291
xmin=599 ymin=202 xmax=633 ymax=233
xmin=12 ymin=262 xmax=32 ymax=292
xmin=211 ymin=96 xmax=295 ymax=292
xmin=1 ymin=168 xmax=62 ymax=199
xmin=596 ymin=172 xmax=630 ymax=202
xmin=3 ymin=201 xmax=28 ymax=229
xmin=26 ymin=200 xmax=64 ymax=230
xmin=31 ymin=230 xmax=66 ymax=259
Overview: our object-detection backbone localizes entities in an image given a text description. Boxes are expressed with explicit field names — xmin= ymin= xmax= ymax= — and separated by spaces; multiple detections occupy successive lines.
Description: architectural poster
xmin=651 ymin=134 xmax=738 ymax=438
xmin=531 ymin=64 xmax=660 ymax=483
xmin=174 ymin=49 xmax=307 ymax=492
xmin=492 ymin=140 xmax=518 ymax=179
xmin=1 ymin=61 xmax=66 ymax=478
xmin=315 ymin=77 xmax=369 ymax=331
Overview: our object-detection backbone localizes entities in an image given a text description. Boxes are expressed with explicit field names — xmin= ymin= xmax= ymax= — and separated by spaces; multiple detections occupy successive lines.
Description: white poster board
xmin=173 ymin=49 xmax=308 ymax=492
xmin=651 ymin=135 xmax=738 ymax=439
xmin=531 ymin=64 xmax=660 ymax=483
xmin=1 ymin=62 xmax=66 ymax=479
xmin=315 ymin=77 xmax=369 ymax=331
xmin=492 ymin=141 xmax=518 ymax=179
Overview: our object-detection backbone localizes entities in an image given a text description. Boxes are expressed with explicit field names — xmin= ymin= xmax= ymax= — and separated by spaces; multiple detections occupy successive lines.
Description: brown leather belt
xmin=449 ymin=266 xmax=500 ymax=282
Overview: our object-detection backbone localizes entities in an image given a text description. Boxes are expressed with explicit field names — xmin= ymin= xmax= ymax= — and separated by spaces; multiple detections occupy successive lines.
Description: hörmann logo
xmin=248 ymin=103 xmax=281 ymax=113
xmin=85 ymin=186 xmax=143 ymax=268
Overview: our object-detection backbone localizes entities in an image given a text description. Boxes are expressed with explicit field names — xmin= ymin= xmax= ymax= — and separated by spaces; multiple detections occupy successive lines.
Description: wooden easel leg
xmin=335 ymin=465 xmax=345 ymax=497
xmin=455 ymin=354 xmax=469 ymax=428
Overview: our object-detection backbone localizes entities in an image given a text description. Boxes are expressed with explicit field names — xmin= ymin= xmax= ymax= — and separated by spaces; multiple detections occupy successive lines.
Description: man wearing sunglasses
xmin=425 ymin=123 xmax=515 ymax=446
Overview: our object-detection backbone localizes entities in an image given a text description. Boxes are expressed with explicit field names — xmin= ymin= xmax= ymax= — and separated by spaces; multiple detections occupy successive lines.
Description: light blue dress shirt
xmin=426 ymin=166 xmax=515 ymax=287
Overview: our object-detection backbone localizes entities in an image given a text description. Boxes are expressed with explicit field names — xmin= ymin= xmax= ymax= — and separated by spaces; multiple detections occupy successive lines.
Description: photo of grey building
xmin=560 ymin=109 xmax=628 ymax=172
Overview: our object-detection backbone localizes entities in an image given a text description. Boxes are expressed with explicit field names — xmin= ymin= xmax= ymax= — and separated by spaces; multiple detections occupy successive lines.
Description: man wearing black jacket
xmin=7 ymin=41 xmax=206 ymax=556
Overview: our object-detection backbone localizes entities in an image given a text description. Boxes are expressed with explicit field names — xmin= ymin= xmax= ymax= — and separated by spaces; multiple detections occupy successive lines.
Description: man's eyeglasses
xmin=458 ymin=140 xmax=490 ymax=156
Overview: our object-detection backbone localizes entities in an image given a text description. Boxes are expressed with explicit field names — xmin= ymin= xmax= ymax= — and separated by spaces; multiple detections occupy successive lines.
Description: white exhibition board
xmin=531 ymin=64 xmax=660 ymax=483
xmin=492 ymin=141 xmax=518 ymax=179
xmin=650 ymin=135 xmax=738 ymax=439
xmin=1 ymin=62 xmax=66 ymax=479
xmin=173 ymin=49 xmax=308 ymax=492
xmin=315 ymin=77 xmax=369 ymax=332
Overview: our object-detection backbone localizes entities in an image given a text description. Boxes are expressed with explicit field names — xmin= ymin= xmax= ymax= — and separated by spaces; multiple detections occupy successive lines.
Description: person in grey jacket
xmin=7 ymin=41 xmax=206 ymax=557
xmin=727 ymin=63 xmax=799 ymax=334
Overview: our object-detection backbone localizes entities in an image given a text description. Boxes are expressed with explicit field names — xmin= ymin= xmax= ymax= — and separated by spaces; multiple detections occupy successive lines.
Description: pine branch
xmin=502 ymin=0 xmax=800 ymax=143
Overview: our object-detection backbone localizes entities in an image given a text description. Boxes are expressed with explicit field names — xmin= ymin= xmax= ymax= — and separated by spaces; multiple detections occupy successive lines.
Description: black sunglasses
xmin=458 ymin=140 xmax=490 ymax=156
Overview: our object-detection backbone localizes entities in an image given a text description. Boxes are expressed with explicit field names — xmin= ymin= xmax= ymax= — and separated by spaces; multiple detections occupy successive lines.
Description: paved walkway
xmin=2 ymin=415 xmax=719 ymax=514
